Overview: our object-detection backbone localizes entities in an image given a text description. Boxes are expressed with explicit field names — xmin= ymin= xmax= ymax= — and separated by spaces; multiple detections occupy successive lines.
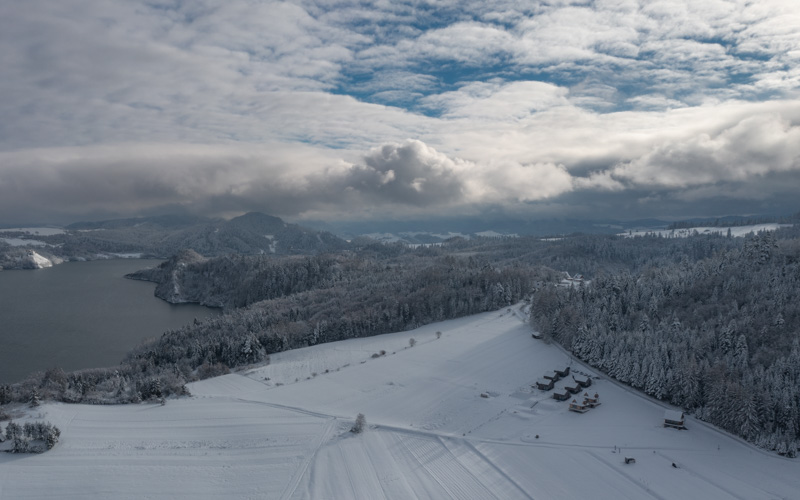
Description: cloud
xmin=0 ymin=139 xmax=577 ymax=224
xmin=605 ymin=112 xmax=800 ymax=188
xmin=1 ymin=0 xmax=800 ymax=224
xmin=422 ymin=81 xmax=570 ymax=119
xmin=339 ymin=140 xmax=466 ymax=205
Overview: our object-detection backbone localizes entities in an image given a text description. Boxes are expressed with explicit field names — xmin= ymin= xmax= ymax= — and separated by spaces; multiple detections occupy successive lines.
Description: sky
xmin=1 ymin=0 xmax=799 ymax=224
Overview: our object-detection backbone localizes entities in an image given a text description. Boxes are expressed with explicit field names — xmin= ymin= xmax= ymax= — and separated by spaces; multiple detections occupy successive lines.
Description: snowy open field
xmin=2 ymin=307 xmax=799 ymax=499
xmin=620 ymin=223 xmax=792 ymax=238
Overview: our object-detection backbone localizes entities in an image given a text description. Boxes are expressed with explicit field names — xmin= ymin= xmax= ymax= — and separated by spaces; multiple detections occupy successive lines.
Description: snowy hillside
xmin=2 ymin=308 xmax=799 ymax=499
xmin=620 ymin=223 xmax=792 ymax=238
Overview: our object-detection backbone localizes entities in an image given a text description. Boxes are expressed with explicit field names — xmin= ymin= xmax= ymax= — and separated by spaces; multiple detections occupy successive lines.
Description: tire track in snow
xmin=363 ymin=432 xmax=419 ymax=499
xmin=232 ymin=397 xmax=344 ymax=421
xmin=400 ymin=434 xmax=498 ymax=500
xmin=280 ymin=418 xmax=336 ymax=500
xmin=395 ymin=434 xmax=458 ymax=499
xmin=336 ymin=437 xmax=388 ymax=500
xmin=338 ymin=444 xmax=360 ymax=500
xmin=586 ymin=450 xmax=667 ymax=500
xmin=459 ymin=440 xmax=535 ymax=500
xmin=653 ymin=451 xmax=757 ymax=500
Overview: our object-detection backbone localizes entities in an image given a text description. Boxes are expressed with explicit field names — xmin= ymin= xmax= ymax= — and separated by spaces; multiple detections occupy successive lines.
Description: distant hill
xmin=8 ymin=212 xmax=350 ymax=264
xmin=302 ymin=216 xmax=677 ymax=242
xmin=65 ymin=214 xmax=214 ymax=231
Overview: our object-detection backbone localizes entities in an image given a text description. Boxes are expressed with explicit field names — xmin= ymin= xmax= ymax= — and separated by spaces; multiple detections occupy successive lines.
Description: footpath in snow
xmin=2 ymin=306 xmax=799 ymax=499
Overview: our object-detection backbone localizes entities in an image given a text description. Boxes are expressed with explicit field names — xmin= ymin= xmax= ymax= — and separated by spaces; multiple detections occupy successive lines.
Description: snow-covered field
xmin=621 ymin=223 xmax=792 ymax=238
xmin=0 ymin=227 xmax=64 ymax=248
xmin=0 ymin=228 xmax=65 ymax=236
xmin=0 ymin=237 xmax=48 ymax=247
xmin=2 ymin=307 xmax=799 ymax=499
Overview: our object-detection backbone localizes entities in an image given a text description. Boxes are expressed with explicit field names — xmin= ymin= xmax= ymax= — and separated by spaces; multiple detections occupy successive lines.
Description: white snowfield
xmin=0 ymin=227 xmax=65 ymax=236
xmin=2 ymin=308 xmax=799 ymax=499
xmin=620 ymin=223 xmax=792 ymax=238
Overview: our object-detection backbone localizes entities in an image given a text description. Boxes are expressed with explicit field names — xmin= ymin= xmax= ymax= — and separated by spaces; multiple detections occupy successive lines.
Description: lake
xmin=0 ymin=259 xmax=219 ymax=384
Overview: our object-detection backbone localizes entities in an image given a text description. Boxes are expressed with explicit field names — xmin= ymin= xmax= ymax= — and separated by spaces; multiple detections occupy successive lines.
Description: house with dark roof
xmin=664 ymin=410 xmax=686 ymax=429
xmin=536 ymin=378 xmax=555 ymax=391
xmin=553 ymin=388 xmax=571 ymax=401
xmin=572 ymin=374 xmax=591 ymax=388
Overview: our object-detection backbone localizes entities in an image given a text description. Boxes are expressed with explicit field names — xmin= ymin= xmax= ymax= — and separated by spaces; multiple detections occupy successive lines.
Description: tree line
xmin=532 ymin=229 xmax=800 ymax=456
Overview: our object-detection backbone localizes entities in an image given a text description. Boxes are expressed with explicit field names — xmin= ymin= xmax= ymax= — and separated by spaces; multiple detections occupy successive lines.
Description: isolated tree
xmin=29 ymin=389 xmax=40 ymax=408
xmin=351 ymin=413 xmax=366 ymax=434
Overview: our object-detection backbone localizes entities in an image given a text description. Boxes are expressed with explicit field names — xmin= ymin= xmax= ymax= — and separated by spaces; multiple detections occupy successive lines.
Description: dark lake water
xmin=0 ymin=259 xmax=219 ymax=384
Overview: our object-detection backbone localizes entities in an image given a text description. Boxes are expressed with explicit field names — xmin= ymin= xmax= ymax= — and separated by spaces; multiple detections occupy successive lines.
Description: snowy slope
xmin=2 ymin=307 xmax=799 ymax=499
xmin=621 ymin=223 xmax=792 ymax=238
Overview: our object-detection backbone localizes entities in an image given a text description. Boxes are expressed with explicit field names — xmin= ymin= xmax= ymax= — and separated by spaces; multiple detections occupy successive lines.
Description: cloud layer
xmin=1 ymin=0 xmax=799 ymax=223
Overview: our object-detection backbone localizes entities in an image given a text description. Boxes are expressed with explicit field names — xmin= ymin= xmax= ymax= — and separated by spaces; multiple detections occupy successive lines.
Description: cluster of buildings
xmin=534 ymin=367 xmax=598 ymax=413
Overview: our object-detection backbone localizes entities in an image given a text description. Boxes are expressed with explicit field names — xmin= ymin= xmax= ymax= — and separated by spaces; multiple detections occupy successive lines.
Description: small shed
xmin=664 ymin=410 xmax=686 ymax=429
xmin=555 ymin=366 xmax=571 ymax=377
xmin=584 ymin=392 xmax=601 ymax=408
xmin=543 ymin=371 xmax=560 ymax=382
xmin=553 ymin=388 xmax=571 ymax=401
xmin=572 ymin=374 xmax=592 ymax=388
xmin=569 ymin=399 xmax=589 ymax=413
xmin=536 ymin=378 xmax=555 ymax=391
xmin=564 ymin=380 xmax=581 ymax=394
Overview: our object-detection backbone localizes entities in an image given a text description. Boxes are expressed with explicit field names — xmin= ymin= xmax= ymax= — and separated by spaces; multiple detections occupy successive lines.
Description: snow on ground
xmin=621 ymin=223 xmax=792 ymax=238
xmin=0 ymin=228 xmax=64 ymax=236
xmin=25 ymin=251 xmax=53 ymax=268
xmin=474 ymin=231 xmax=518 ymax=238
xmin=0 ymin=237 xmax=47 ymax=247
xmin=361 ymin=232 xmax=404 ymax=243
xmin=109 ymin=253 xmax=144 ymax=259
xmin=0 ymin=227 xmax=63 ymax=248
xmin=2 ymin=307 xmax=799 ymax=499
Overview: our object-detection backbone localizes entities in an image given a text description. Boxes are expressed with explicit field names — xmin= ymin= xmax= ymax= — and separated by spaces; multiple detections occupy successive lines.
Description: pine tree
xmin=351 ymin=413 xmax=366 ymax=434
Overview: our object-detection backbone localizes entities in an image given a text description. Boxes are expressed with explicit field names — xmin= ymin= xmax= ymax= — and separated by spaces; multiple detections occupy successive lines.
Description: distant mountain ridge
xmin=1 ymin=213 xmax=349 ymax=269
xmin=68 ymin=212 xmax=350 ymax=257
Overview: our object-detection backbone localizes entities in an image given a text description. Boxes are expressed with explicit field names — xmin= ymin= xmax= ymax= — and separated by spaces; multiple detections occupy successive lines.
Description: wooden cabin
xmin=583 ymin=392 xmax=601 ymax=408
xmin=543 ymin=371 xmax=560 ymax=382
xmin=569 ymin=399 xmax=589 ymax=413
xmin=553 ymin=388 xmax=571 ymax=401
xmin=555 ymin=366 xmax=571 ymax=377
xmin=535 ymin=378 xmax=555 ymax=391
xmin=572 ymin=374 xmax=591 ymax=388
xmin=664 ymin=410 xmax=686 ymax=429
xmin=564 ymin=380 xmax=581 ymax=394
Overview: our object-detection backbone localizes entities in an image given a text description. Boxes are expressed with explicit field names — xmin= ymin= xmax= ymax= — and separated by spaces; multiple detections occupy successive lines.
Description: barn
xmin=543 ymin=371 xmax=560 ymax=382
xmin=553 ymin=388 xmax=571 ymax=401
xmin=555 ymin=366 xmax=571 ymax=377
xmin=664 ymin=410 xmax=686 ymax=429
xmin=572 ymin=374 xmax=591 ymax=388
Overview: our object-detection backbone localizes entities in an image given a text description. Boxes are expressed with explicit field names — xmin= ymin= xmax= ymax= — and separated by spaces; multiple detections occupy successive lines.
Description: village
xmin=533 ymin=365 xmax=600 ymax=412
xmin=528 ymin=320 xmax=690 ymax=469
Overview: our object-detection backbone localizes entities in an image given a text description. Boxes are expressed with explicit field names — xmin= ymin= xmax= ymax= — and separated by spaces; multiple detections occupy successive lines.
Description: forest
xmin=532 ymin=227 xmax=800 ymax=456
xmin=2 ymin=224 xmax=799 ymax=456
